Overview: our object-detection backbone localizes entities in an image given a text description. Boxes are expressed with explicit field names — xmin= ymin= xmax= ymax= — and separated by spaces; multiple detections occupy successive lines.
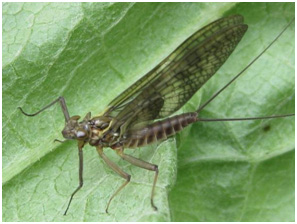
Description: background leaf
xmin=2 ymin=2 xmax=294 ymax=221
xmin=169 ymin=3 xmax=295 ymax=222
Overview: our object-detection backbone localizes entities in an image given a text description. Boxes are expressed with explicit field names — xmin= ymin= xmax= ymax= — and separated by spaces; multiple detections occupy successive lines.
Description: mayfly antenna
xmin=18 ymin=97 xmax=70 ymax=122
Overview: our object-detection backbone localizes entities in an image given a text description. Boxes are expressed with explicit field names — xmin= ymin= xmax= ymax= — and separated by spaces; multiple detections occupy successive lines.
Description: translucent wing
xmin=104 ymin=15 xmax=248 ymax=133
xmin=104 ymin=15 xmax=245 ymax=114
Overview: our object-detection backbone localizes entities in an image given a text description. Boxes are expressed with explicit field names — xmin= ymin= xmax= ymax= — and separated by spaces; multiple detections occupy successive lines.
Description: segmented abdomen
xmin=123 ymin=112 xmax=197 ymax=148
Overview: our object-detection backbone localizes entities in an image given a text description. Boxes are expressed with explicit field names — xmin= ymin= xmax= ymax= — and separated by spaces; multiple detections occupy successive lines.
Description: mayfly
xmin=19 ymin=15 xmax=294 ymax=215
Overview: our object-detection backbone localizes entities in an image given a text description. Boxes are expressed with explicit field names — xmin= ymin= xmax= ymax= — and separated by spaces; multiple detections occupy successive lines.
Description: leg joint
xmin=127 ymin=174 xmax=131 ymax=182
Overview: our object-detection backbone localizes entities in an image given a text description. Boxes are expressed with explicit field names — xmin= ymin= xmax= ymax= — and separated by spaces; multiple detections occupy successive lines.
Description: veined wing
xmin=104 ymin=15 xmax=245 ymax=116
xmin=104 ymin=15 xmax=248 ymax=133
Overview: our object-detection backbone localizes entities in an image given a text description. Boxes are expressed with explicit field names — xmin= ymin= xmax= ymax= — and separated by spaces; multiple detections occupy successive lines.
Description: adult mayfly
xmin=19 ymin=15 xmax=294 ymax=215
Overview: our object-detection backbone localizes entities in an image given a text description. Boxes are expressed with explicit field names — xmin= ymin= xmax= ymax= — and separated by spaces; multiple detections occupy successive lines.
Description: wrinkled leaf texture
xmin=3 ymin=2 xmax=294 ymax=222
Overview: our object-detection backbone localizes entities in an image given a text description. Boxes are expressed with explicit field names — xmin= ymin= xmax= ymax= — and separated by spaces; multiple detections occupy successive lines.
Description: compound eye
xmin=76 ymin=130 xmax=87 ymax=140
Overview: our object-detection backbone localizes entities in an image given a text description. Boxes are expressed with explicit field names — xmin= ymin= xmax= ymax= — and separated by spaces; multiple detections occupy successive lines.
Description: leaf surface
xmin=3 ymin=2 xmax=294 ymax=222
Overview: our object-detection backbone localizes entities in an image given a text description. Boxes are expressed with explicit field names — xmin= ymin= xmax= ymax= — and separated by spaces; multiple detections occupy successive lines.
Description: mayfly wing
xmin=104 ymin=15 xmax=248 ymax=133
xmin=105 ymin=15 xmax=244 ymax=115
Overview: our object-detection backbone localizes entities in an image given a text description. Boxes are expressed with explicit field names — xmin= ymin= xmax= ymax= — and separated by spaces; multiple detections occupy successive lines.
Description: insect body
xmin=19 ymin=15 xmax=294 ymax=215
xmin=121 ymin=112 xmax=198 ymax=148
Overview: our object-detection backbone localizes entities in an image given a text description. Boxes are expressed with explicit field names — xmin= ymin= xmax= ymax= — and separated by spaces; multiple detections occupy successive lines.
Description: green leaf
xmin=169 ymin=3 xmax=295 ymax=222
xmin=3 ymin=2 xmax=294 ymax=222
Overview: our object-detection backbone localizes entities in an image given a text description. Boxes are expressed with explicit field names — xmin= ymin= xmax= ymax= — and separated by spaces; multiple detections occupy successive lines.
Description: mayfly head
xmin=62 ymin=113 xmax=91 ymax=141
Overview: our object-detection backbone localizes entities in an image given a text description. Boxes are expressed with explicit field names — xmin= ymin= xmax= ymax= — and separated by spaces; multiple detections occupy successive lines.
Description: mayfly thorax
xmin=18 ymin=15 xmax=294 ymax=215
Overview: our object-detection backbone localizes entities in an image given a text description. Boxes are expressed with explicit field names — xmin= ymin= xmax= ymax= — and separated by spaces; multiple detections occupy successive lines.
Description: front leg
xmin=64 ymin=141 xmax=85 ymax=215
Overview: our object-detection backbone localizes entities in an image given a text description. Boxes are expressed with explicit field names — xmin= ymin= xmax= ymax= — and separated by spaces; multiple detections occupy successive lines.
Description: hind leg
xmin=116 ymin=147 xmax=159 ymax=210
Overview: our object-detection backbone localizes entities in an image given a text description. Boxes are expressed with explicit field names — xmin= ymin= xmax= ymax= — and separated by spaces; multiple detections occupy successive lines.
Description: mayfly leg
xmin=116 ymin=147 xmax=159 ymax=211
xmin=96 ymin=146 xmax=131 ymax=213
xmin=64 ymin=141 xmax=85 ymax=215
xmin=53 ymin=139 xmax=68 ymax=143
xmin=18 ymin=96 xmax=70 ymax=122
